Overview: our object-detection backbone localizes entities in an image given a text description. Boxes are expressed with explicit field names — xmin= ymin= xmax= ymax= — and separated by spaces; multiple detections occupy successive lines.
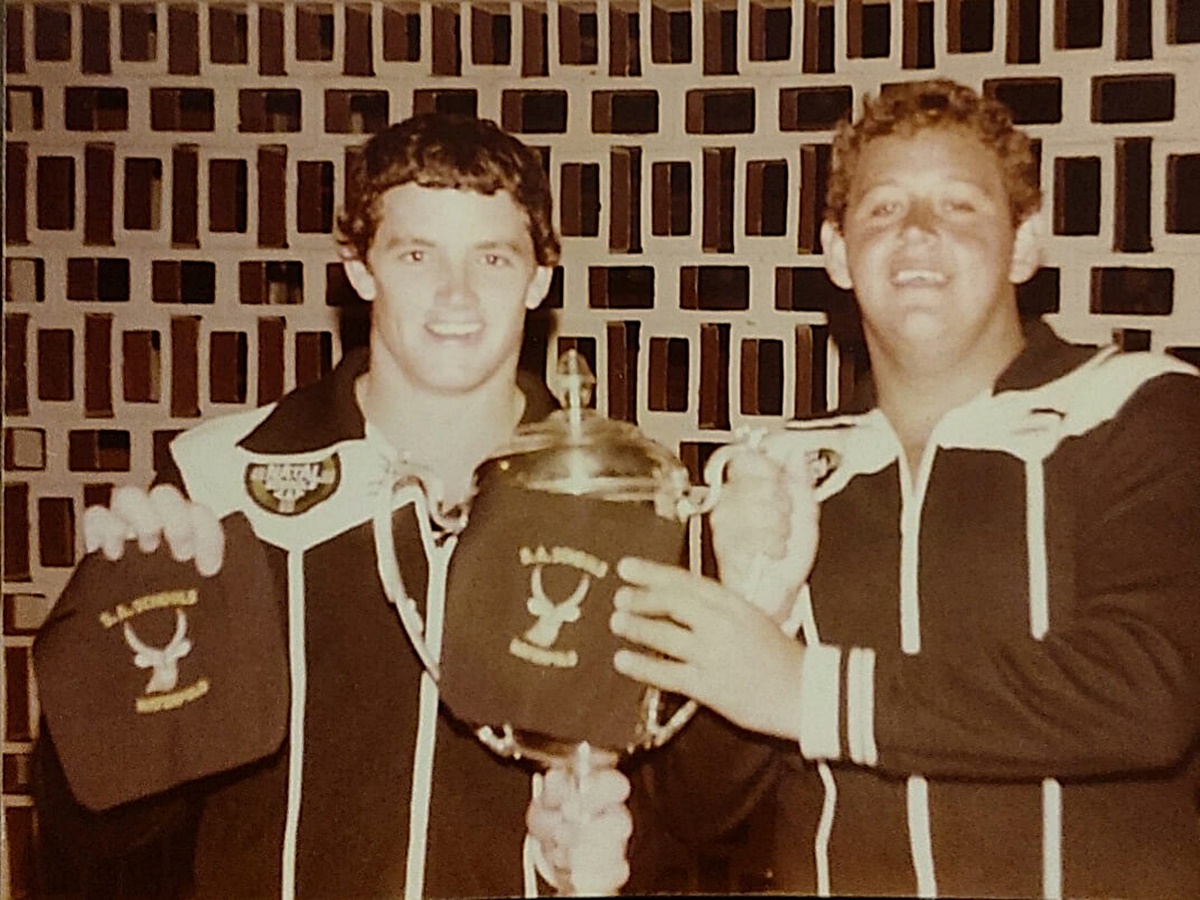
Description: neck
xmin=869 ymin=321 xmax=1025 ymax=473
xmin=357 ymin=367 xmax=524 ymax=505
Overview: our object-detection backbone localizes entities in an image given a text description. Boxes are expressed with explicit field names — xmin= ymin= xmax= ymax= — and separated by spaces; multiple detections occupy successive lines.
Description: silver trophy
xmin=437 ymin=352 xmax=727 ymax=769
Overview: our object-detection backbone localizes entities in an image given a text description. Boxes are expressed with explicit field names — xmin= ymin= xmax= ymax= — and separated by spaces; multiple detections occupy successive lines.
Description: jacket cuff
xmin=798 ymin=643 xmax=841 ymax=759
xmin=798 ymin=644 xmax=878 ymax=765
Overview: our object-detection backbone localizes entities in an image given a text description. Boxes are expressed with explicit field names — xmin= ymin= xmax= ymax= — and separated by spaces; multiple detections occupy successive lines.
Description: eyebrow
xmin=375 ymin=234 xmax=433 ymax=252
xmin=474 ymin=239 xmax=526 ymax=253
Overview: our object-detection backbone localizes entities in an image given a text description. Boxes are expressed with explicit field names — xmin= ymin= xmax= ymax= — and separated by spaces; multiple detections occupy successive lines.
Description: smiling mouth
xmin=892 ymin=268 xmax=949 ymax=287
xmin=427 ymin=322 xmax=483 ymax=338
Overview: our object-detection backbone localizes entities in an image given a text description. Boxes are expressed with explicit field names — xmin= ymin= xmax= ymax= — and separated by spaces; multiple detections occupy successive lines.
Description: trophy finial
xmin=552 ymin=350 xmax=596 ymax=434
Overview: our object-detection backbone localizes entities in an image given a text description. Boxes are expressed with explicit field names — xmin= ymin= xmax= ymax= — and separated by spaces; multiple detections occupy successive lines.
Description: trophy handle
xmin=674 ymin=428 xmax=767 ymax=519
xmin=676 ymin=429 xmax=844 ymax=520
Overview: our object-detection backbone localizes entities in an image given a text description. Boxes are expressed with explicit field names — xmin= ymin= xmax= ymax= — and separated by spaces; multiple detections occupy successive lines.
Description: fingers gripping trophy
xmin=373 ymin=351 xmax=740 ymax=891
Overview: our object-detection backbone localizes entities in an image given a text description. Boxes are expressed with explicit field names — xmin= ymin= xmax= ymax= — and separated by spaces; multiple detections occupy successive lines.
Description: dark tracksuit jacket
xmin=36 ymin=347 xmax=557 ymax=899
xmin=652 ymin=322 xmax=1200 ymax=898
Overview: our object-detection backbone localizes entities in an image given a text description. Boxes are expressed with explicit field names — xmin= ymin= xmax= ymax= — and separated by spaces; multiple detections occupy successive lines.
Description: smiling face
xmin=822 ymin=126 xmax=1041 ymax=376
xmin=343 ymin=183 xmax=553 ymax=399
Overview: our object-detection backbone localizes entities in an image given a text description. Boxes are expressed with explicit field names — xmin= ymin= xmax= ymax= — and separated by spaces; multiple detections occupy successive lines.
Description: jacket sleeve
xmin=800 ymin=373 xmax=1200 ymax=780
xmin=637 ymin=706 xmax=793 ymax=848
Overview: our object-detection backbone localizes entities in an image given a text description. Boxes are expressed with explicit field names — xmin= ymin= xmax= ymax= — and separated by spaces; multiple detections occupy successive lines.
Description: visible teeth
xmin=894 ymin=269 xmax=947 ymax=286
xmin=429 ymin=322 xmax=481 ymax=336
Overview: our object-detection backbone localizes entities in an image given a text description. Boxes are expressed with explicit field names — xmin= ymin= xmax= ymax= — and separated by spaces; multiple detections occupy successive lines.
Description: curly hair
xmin=336 ymin=113 xmax=561 ymax=267
xmin=825 ymin=79 xmax=1042 ymax=229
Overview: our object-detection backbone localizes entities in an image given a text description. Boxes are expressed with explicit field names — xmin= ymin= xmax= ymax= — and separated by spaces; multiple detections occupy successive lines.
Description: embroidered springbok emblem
xmin=123 ymin=609 xmax=193 ymax=694
xmin=522 ymin=566 xmax=591 ymax=649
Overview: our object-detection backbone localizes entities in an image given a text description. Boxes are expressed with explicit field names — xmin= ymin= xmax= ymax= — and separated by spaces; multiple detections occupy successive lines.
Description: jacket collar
xmin=844 ymin=317 xmax=1102 ymax=413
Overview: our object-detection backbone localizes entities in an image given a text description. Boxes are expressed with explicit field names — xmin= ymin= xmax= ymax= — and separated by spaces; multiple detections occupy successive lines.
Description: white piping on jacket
xmin=1025 ymin=457 xmax=1062 ymax=900
xmin=281 ymin=551 xmax=307 ymax=900
xmin=798 ymin=585 xmax=835 ymax=897
xmin=404 ymin=528 xmax=456 ymax=900
xmin=899 ymin=444 xmax=939 ymax=897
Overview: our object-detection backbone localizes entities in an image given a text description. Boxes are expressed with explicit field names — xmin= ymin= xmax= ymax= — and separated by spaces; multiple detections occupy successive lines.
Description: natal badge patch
xmin=245 ymin=454 xmax=340 ymax=515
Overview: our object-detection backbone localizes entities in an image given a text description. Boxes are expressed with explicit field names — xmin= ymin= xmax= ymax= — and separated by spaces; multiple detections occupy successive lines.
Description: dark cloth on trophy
xmin=34 ymin=514 xmax=287 ymax=812
xmin=652 ymin=320 xmax=1200 ymax=898
xmin=33 ymin=348 xmax=562 ymax=899
xmin=441 ymin=478 xmax=687 ymax=751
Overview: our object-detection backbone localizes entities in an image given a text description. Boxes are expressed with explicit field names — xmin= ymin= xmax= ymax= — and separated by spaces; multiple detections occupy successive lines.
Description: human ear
xmin=340 ymin=251 xmax=378 ymax=302
xmin=524 ymin=266 xmax=555 ymax=310
xmin=821 ymin=221 xmax=854 ymax=290
xmin=1008 ymin=210 xmax=1045 ymax=285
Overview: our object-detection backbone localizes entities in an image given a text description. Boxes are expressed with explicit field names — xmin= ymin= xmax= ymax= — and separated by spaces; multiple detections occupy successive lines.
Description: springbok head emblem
xmin=522 ymin=566 xmax=591 ymax=649
xmin=123 ymin=609 xmax=193 ymax=694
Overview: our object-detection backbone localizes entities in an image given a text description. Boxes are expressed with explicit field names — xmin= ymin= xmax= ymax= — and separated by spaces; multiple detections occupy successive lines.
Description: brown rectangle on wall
xmin=798 ymin=143 xmax=829 ymax=253
xmin=258 ymin=317 xmax=286 ymax=404
xmin=210 ymin=159 xmax=247 ymax=233
xmin=432 ymin=5 xmax=462 ymax=75
xmin=741 ymin=340 xmax=761 ymax=415
xmin=7 ymin=5 xmax=25 ymax=73
xmin=794 ymin=323 xmax=814 ymax=418
xmin=82 ymin=3 xmax=112 ymax=73
xmin=523 ymin=4 xmax=548 ymax=75
xmin=5 ymin=646 xmax=32 ymax=739
xmin=3 ymin=484 xmax=31 ymax=582
xmin=297 ymin=161 xmax=332 ymax=233
xmin=1114 ymin=137 xmax=1153 ymax=253
xmin=123 ymin=330 xmax=160 ymax=402
xmin=37 ymin=155 xmax=75 ymax=231
xmin=170 ymin=315 xmax=201 ymax=417
xmin=699 ymin=323 xmax=730 ymax=429
xmin=5 ymin=314 xmax=30 ymax=416
xmin=745 ymin=159 xmax=766 ymax=236
xmin=38 ymin=496 xmax=76 ymax=567
xmin=38 ymin=329 xmax=75 ymax=401
xmin=85 ymin=143 xmax=116 ymax=245
xmin=84 ymin=314 xmax=114 ymax=417
xmin=5 ymin=806 xmax=36 ymax=898
xmin=209 ymin=331 xmax=247 ymax=403
xmin=609 ymin=147 xmax=642 ymax=253
xmin=345 ymin=4 xmax=375 ymax=75
xmin=606 ymin=320 xmax=640 ymax=423
xmin=647 ymin=337 xmax=669 ymax=410
xmin=702 ymin=148 xmax=735 ymax=253
xmin=6 ymin=143 xmax=29 ymax=242
xmin=296 ymin=332 xmax=333 ymax=388
xmin=168 ymin=4 xmax=201 ymax=74
xmin=260 ymin=4 xmax=286 ymax=75
xmin=172 ymin=145 xmax=199 ymax=247
xmin=258 ymin=145 xmax=289 ymax=248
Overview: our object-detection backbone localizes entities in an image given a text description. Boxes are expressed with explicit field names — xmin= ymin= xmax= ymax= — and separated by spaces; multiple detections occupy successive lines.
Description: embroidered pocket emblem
xmin=508 ymin=546 xmax=609 ymax=670
xmin=100 ymin=590 xmax=211 ymax=715
xmin=245 ymin=455 xmax=341 ymax=515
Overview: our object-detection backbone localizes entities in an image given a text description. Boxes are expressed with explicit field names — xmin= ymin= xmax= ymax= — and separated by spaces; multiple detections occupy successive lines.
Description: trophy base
xmin=476 ymin=724 xmax=621 ymax=772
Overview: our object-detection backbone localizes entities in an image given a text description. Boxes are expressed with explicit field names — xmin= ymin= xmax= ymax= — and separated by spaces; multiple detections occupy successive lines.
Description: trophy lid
xmin=481 ymin=351 xmax=690 ymax=508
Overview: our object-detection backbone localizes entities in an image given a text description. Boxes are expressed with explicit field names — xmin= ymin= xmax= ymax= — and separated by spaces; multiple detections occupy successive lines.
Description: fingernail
xmin=612 ymin=588 xmax=629 ymax=610
xmin=613 ymin=650 xmax=631 ymax=671
xmin=610 ymin=611 xmax=627 ymax=633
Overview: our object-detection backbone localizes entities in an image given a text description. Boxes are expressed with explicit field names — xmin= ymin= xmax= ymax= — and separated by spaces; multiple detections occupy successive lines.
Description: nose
xmin=899 ymin=198 xmax=938 ymax=239
xmin=434 ymin=259 xmax=478 ymax=307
